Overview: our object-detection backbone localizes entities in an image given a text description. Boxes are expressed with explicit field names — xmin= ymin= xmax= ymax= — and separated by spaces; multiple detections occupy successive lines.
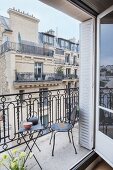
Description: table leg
xmin=24 ymin=136 xmax=41 ymax=152
xmin=21 ymin=131 xmax=42 ymax=170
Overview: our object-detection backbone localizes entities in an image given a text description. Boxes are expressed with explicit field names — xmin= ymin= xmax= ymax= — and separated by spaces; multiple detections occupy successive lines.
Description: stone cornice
xmin=7 ymin=8 xmax=40 ymax=23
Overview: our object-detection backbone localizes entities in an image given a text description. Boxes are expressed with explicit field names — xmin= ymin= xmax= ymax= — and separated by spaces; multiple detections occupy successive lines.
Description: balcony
xmin=0 ymin=88 xmax=91 ymax=170
xmin=14 ymin=73 xmax=78 ymax=88
xmin=55 ymin=59 xmax=77 ymax=66
xmin=0 ymin=41 xmax=54 ymax=57
xmin=0 ymin=87 xmax=113 ymax=169
xmin=55 ymin=48 xmax=64 ymax=55
xmin=15 ymin=72 xmax=78 ymax=82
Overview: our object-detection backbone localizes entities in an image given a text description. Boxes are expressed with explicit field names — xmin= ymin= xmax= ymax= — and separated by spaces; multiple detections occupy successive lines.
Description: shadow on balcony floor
xmin=25 ymin=124 xmax=90 ymax=170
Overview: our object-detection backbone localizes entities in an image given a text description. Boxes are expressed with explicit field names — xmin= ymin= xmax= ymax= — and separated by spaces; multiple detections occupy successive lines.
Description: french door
xmin=34 ymin=62 xmax=43 ymax=80
xmin=96 ymin=5 xmax=113 ymax=167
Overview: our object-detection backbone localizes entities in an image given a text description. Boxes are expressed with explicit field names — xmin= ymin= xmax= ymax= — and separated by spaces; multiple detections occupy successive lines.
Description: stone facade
xmin=0 ymin=54 xmax=9 ymax=94
xmin=7 ymin=8 xmax=39 ymax=43
xmin=0 ymin=8 xmax=79 ymax=95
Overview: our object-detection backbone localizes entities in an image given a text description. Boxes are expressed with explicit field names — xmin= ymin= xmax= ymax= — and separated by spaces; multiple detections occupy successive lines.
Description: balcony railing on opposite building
xmin=15 ymin=72 xmax=78 ymax=82
xmin=0 ymin=41 xmax=54 ymax=57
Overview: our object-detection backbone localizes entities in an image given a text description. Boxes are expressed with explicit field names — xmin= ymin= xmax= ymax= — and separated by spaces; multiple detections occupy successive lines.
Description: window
xmin=75 ymin=82 xmax=77 ymax=88
xmin=68 ymin=82 xmax=71 ymax=89
xmin=66 ymin=68 xmax=71 ymax=76
xmin=65 ymin=41 xmax=69 ymax=49
xmin=43 ymin=35 xmax=54 ymax=45
xmin=55 ymin=48 xmax=64 ymax=55
xmin=19 ymin=90 xmax=25 ymax=103
xmin=34 ymin=63 xmax=43 ymax=80
xmin=49 ymin=36 xmax=54 ymax=45
xmin=74 ymin=69 xmax=77 ymax=76
xmin=73 ymin=56 xmax=76 ymax=65
xmin=61 ymin=40 xmax=64 ymax=47
xmin=99 ymin=11 xmax=113 ymax=139
xmin=39 ymin=88 xmax=48 ymax=107
xmin=65 ymin=54 xmax=70 ymax=64
xmin=71 ymin=44 xmax=75 ymax=51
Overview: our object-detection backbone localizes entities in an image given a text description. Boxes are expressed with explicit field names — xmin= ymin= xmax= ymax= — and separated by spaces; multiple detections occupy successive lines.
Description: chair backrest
xmin=70 ymin=106 xmax=77 ymax=125
xmin=67 ymin=106 xmax=77 ymax=125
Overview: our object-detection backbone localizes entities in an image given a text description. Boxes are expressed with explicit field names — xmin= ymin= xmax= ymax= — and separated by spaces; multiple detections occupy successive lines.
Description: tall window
xmin=65 ymin=41 xmax=69 ymax=49
xmin=34 ymin=63 xmax=43 ymax=80
xmin=73 ymin=55 xmax=76 ymax=65
xmin=19 ymin=90 xmax=25 ymax=103
xmin=66 ymin=68 xmax=71 ymax=76
xmin=43 ymin=35 xmax=54 ymax=45
xmin=65 ymin=54 xmax=70 ymax=64
xmin=61 ymin=40 xmax=64 ymax=47
xmin=74 ymin=69 xmax=77 ymax=76
xmin=39 ymin=88 xmax=48 ymax=107
xmin=71 ymin=44 xmax=75 ymax=51
xmin=99 ymin=10 xmax=113 ymax=139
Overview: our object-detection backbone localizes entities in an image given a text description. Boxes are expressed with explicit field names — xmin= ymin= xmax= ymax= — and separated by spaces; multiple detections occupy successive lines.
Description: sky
xmin=100 ymin=24 xmax=113 ymax=66
xmin=0 ymin=0 xmax=80 ymax=40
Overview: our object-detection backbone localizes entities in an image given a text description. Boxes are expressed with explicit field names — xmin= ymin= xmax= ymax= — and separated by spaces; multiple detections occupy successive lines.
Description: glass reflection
xmin=99 ymin=109 xmax=113 ymax=139
xmin=100 ymin=11 xmax=113 ymax=109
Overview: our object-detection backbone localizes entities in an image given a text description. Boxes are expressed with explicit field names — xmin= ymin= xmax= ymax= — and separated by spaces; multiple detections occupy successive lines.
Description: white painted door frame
xmin=95 ymin=5 xmax=113 ymax=167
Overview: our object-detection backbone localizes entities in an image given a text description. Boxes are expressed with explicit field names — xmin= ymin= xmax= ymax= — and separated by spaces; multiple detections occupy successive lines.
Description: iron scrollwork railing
xmin=0 ymin=88 xmax=79 ymax=153
xmin=100 ymin=88 xmax=113 ymax=109
xmin=99 ymin=88 xmax=113 ymax=138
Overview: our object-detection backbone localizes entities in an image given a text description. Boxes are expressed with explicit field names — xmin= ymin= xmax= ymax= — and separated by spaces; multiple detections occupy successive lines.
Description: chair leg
xmin=103 ymin=125 xmax=104 ymax=132
xmin=49 ymin=131 xmax=53 ymax=145
xmin=68 ymin=131 xmax=71 ymax=143
xmin=52 ymin=132 xmax=56 ymax=156
xmin=70 ymin=129 xmax=77 ymax=154
xmin=105 ymin=125 xmax=108 ymax=134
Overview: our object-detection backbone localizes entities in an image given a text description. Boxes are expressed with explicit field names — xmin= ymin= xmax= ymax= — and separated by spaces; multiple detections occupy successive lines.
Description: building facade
xmin=0 ymin=8 xmax=79 ymax=96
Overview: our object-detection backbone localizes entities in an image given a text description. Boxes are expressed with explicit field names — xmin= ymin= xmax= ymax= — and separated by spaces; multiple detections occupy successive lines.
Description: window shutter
xmin=79 ymin=19 xmax=95 ymax=150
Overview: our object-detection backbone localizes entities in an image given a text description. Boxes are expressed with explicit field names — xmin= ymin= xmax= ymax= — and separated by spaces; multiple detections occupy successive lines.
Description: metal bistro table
xmin=18 ymin=124 xmax=44 ymax=170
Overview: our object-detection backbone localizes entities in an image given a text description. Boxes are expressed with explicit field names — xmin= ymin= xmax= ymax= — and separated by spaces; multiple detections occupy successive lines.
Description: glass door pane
xmin=99 ymin=10 xmax=113 ymax=139
xmin=96 ymin=6 xmax=113 ymax=167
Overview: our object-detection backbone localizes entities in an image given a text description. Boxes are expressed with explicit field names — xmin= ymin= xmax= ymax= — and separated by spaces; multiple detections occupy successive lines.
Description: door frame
xmin=95 ymin=5 xmax=113 ymax=167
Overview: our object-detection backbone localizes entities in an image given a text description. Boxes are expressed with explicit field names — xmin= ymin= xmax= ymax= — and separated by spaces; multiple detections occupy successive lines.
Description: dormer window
xmin=65 ymin=53 xmax=70 ymax=64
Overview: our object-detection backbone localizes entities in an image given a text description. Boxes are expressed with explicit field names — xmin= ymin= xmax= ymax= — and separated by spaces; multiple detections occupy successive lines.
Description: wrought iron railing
xmin=100 ymin=88 xmax=113 ymax=109
xmin=0 ymin=41 xmax=54 ymax=57
xmin=0 ymin=88 xmax=79 ymax=153
xmin=15 ymin=72 xmax=78 ymax=82
xmin=99 ymin=88 xmax=113 ymax=138
xmin=55 ymin=48 xmax=64 ymax=55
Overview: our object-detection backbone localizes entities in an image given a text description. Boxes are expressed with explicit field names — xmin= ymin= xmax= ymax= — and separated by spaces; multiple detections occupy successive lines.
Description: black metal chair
xmin=49 ymin=106 xmax=77 ymax=156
